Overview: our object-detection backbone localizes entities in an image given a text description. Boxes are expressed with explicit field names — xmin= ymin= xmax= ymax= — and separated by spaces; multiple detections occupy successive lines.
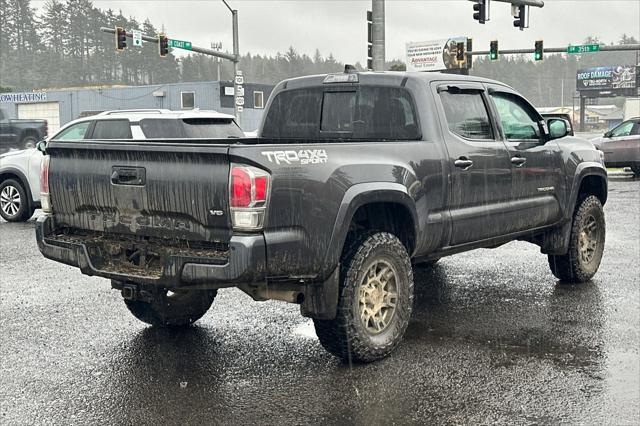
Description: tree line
xmin=1 ymin=0 xmax=637 ymax=108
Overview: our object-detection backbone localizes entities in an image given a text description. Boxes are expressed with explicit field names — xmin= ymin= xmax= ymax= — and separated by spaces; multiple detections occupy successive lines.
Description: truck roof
xmin=279 ymin=70 xmax=513 ymax=91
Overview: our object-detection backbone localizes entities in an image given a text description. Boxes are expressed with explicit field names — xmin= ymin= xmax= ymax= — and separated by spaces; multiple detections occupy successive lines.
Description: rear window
xmin=262 ymin=86 xmax=420 ymax=141
xmin=139 ymin=118 xmax=244 ymax=139
xmin=90 ymin=119 xmax=132 ymax=139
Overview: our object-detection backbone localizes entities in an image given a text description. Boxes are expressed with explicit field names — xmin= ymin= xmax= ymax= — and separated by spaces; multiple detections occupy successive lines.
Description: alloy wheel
xmin=0 ymin=185 xmax=21 ymax=217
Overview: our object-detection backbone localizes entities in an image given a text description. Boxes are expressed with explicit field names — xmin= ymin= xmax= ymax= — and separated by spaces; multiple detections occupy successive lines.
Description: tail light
xmin=43 ymin=120 xmax=48 ymax=137
xmin=40 ymin=155 xmax=52 ymax=213
xmin=229 ymin=164 xmax=270 ymax=230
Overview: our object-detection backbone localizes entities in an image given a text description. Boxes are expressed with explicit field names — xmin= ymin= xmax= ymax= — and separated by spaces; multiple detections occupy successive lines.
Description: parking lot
xmin=0 ymin=177 xmax=638 ymax=425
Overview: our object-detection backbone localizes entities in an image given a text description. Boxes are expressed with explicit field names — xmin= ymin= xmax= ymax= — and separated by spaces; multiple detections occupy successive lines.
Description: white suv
xmin=0 ymin=109 xmax=243 ymax=222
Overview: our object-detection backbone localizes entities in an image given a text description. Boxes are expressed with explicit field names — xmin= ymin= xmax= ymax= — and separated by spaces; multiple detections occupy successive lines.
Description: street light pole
xmin=223 ymin=0 xmax=241 ymax=120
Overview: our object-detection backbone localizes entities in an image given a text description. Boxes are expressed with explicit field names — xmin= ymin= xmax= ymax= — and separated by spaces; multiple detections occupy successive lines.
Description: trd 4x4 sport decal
xmin=261 ymin=149 xmax=328 ymax=165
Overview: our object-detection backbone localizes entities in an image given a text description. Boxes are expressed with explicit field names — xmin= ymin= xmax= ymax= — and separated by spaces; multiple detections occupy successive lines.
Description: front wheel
xmin=22 ymin=136 xmax=38 ymax=150
xmin=0 ymin=179 xmax=33 ymax=222
xmin=548 ymin=195 xmax=605 ymax=283
xmin=630 ymin=165 xmax=640 ymax=177
xmin=124 ymin=288 xmax=217 ymax=327
xmin=314 ymin=232 xmax=414 ymax=363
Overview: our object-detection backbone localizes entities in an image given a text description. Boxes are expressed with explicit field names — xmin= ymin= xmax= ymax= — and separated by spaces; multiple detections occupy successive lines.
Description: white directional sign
xmin=236 ymin=86 xmax=244 ymax=97
xmin=237 ymin=106 xmax=244 ymax=113
xmin=132 ymin=30 xmax=142 ymax=47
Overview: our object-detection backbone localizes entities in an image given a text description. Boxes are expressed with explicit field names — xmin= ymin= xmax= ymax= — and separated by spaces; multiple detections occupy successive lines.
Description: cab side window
xmin=439 ymin=90 xmax=494 ymax=140
xmin=490 ymin=93 xmax=541 ymax=141
xmin=52 ymin=121 xmax=92 ymax=140
xmin=610 ymin=121 xmax=634 ymax=137
xmin=90 ymin=119 xmax=132 ymax=139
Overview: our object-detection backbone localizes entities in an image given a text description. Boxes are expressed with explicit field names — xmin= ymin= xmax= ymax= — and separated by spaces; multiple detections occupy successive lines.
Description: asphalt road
xmin=1 ymin=178 xmax=638 ymax=425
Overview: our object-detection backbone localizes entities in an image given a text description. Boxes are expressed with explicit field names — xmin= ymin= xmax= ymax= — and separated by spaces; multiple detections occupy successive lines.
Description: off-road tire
xmin=548 ymin=195 xmax=605 ymax=283
xmin=0 ymin=179 xmax=33 ymax=222
xmin=124 ymin=288 xmax=217 ymax=327
xmin=631 ymin=165 xmax=640 ymax=177
xmin=313 ymin=232 xmax=414 ymax=363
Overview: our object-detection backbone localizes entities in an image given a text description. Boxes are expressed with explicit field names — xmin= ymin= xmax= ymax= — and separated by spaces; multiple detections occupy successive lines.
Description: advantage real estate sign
xmin=406 ymin=37 xmax=469 ymax=72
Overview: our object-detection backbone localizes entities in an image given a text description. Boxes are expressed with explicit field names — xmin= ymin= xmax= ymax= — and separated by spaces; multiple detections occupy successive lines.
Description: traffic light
xmin=115 ymin=27 xmax=126 ymax=51
xmin=456 ymin=42 xmax=465 ymax=62
xmin=158 ymin=34 xmax=169 ymax=58
xmin=490 ymin=40 xmax=499 ymax=61
xmin=513 ymin=5 xmax=529 ymax=30
xmin=472 ymin=0 xmax=490 ymax=24
xmin=366 ymin=10 xmax=373 ymax=70
xmin=534 ymin=40 xmax=543 ymax=61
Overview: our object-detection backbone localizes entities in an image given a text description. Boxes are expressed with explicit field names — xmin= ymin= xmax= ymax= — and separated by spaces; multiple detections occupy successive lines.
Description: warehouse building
xmin=0 ymin=81 xmax=274 ymax=134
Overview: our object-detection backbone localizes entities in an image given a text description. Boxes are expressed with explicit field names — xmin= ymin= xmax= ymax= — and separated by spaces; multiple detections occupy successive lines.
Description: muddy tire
xmin=313 ymin=232 xmax=414 ymax=363
xmin=0 ymin=178 xmax=33 ymax=222
xmin=548 ymin=195 xmax=605 ymax=283
xmin=124 ymin=289 xmax=217 ymax=327
xmin=631 ymin=165 xmax=640 ymax=177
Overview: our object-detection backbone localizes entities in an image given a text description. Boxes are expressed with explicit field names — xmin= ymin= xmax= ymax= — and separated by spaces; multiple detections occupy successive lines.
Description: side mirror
xmin=604 ymin=131 xmax=612 ymax=138
xmin=548 ymin=119 xmax=569 ymax=140
xmin=36 ymin=140 xmax=47 ymax=153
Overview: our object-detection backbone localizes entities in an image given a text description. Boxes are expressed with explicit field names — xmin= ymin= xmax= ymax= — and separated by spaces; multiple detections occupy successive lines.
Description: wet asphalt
xmin=1 ymin=178 xmax=638 ymax=425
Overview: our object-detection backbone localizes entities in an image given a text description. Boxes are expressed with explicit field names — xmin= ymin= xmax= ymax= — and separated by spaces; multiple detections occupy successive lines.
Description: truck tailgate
xmin=47 ymin=140 xmax=232 ymax=243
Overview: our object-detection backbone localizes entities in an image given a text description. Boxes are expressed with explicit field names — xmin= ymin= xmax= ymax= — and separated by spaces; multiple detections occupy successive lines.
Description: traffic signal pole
xmin=470 ymin=43 xmax=640 ymax=56
xmin=100 ymin=1 xmax=242 ymax=121
xmin=371 ymin=0 xmax=385 ymax=71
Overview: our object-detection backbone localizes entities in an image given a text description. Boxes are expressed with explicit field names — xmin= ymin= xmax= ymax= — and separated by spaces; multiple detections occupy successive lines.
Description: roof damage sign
xmin=577 ymin=65 xmax=637 ymax=92
xmin=406 ymin=37 xmax=469 ymax=72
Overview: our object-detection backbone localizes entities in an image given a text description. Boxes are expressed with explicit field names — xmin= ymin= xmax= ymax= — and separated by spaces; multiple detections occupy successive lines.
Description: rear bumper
xmin=36 ymin=214 xmax=266 ymax=287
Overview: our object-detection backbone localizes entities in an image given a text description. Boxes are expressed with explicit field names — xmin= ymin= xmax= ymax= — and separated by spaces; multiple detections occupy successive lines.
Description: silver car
xmin=591 ymin=117 xmax=640 ymax=176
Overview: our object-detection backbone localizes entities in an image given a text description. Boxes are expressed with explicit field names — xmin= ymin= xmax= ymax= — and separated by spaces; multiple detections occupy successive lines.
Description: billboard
xmin=406 ymin=37 xmax=469 ymax=72
xmin=576 ymin=65 xmax=637 ymax=92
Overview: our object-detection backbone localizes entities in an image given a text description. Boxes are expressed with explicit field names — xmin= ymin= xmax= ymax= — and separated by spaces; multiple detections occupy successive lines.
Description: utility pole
xmin=223 ymin=0 xmax=242 ymax=120
xmin=371 ymin=0 xmax=385 ymax=71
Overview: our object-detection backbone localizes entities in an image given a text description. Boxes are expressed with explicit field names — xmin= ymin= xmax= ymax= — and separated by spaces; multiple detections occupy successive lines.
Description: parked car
xmin=1 ymin=109 xmax=242 ymax=222
xmin=0 ymin=108 xmax=48 ymax=154
xmin=590 ymin=117 xmax=640 ymax=175
xmin=36 ymin=70 xmax=607 ymax=362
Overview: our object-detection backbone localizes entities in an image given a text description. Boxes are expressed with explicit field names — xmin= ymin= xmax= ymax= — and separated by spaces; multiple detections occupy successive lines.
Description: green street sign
xmin=567 ymin=44 xmax=600 ymax=54
xmin=168 ymin=39 xmax=192 ymax=51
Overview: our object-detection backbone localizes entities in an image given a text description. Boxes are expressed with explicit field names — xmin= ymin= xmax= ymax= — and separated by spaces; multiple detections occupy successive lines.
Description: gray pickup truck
xmin=36 ymin=70 xmax=607 ymax=362
xmin=0 ymin=108 xmax=48 ymax=154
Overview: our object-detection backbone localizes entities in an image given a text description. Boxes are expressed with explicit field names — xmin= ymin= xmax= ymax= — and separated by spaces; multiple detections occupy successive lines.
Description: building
xmin=0 ymin=81 xmax=274 ymax=134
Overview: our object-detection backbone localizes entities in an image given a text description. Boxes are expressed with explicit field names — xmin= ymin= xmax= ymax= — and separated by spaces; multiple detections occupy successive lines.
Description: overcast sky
xmin=34 ymin=0 xmax=640 ymax=63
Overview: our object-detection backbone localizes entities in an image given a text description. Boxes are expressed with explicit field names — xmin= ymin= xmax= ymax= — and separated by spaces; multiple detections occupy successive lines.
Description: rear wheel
xmin=313 ymin=232 xmax=414 ymax=363
xmin=124 ymin=288 xmax=217 ymax=327
xmin=548 ymin=195 xmax=605 ymax=283
xmin=0 ymin=179 xmax=33 ymax=222
xmin=21 ymin=135 xmax=38 ymax=150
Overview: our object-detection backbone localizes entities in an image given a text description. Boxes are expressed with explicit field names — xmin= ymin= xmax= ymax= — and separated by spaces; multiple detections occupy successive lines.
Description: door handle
xmin=454 ymin=158 xmax=474 ymax=169
xmin=111 ymin=166 xmax=146 ymax=186
xmin=511 ymin=156 xmax=527 ymax=167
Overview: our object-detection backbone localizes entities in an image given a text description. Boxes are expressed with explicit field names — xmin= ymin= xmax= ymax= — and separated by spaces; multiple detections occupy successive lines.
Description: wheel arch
xmin=320 ymin=182 xmax=419 ymax=279
xmin=569 ymin=164 xmax=608 ymax=215
xmin=0 ymin=168 xmax=34 ymax=205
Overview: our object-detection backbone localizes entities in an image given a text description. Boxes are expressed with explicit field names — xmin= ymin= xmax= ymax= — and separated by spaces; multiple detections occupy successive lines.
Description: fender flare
xmin=0 ymin=167 xmax=35 ymax=206
xmin=319 ymin=182 xmax=419 ymax=279
xmin=565 ymin=162 xmax=607 ymax=220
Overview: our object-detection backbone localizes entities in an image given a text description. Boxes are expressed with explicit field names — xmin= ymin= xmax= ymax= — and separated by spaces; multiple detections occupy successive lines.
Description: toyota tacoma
xmin=36 ymin=70 xmax=607 ymax=362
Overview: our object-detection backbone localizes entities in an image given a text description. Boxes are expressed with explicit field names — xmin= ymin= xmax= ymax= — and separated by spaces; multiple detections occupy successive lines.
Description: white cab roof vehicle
xmin=0 ymin=109 xmax=244 ymax=222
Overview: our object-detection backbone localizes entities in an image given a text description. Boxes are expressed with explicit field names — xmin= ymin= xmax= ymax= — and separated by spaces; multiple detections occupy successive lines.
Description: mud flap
xmin=300 ymin=266 xmax=339 ymax=320
xmin=537 ymin=219 xmax=572 ymax=255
